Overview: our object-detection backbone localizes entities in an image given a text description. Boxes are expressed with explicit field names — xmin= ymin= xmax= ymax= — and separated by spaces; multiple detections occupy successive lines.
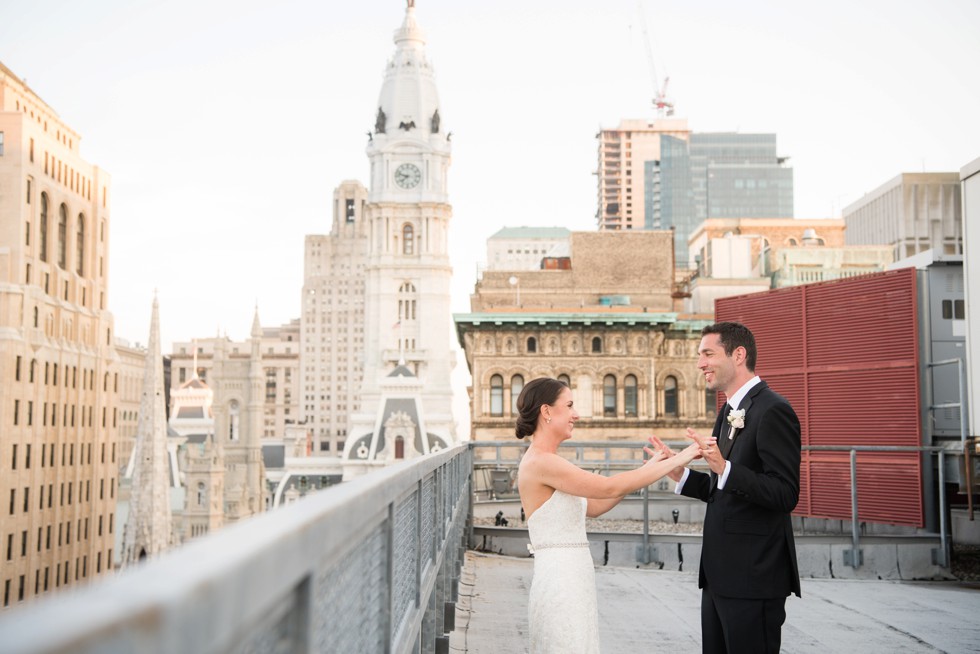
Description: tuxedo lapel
xmin=720 ymin=382 xmax=766 ymax=459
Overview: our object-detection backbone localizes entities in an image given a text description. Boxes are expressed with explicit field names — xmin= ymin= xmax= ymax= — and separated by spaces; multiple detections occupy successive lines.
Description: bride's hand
xmin=642 ymin=446 xmax=667 ymax=464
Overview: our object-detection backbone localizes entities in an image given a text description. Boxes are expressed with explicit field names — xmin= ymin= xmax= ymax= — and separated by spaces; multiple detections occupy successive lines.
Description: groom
xmin=660 ymin=322 xmax=801 ymax=654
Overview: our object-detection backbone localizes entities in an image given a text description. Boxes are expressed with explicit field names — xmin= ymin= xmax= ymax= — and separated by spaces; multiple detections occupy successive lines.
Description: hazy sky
xmin=3 ymin=0 xmax=979 ymax=352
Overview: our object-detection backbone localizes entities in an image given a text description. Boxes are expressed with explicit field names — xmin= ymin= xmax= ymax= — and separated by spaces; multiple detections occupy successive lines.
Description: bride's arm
xmin=526 ymin=443 xmax=700 ymax=500
xmin=586 ymin=496 xmax=626 ymax=517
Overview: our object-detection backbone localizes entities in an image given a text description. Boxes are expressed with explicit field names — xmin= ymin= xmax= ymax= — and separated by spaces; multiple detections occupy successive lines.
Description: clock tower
xmin=344 ymin=1 xmax=456 ymax=473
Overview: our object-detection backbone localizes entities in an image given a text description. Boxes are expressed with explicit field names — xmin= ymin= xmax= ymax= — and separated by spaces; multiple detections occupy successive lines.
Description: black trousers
xmin=701 ymin=586 xmax=787 ymax=654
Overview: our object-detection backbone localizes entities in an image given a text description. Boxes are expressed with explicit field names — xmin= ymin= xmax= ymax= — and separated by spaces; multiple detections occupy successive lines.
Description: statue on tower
xmin=375 ymin=106 xmax=387 ymax=134
xmin=430 ymin=109 xmax=440 ymax=134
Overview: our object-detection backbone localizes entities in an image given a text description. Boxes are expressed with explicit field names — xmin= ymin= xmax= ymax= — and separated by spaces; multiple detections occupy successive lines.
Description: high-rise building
xmin=596 ymin=118 xmax=691 ymax=233
xmin=0 ymin=62 xmax=119 ymax=606
xmin=597 ymin=120 xmax=793 ymax=266
xmin=300 ymin=181 xmax=369 ymax=454
xmin=843 ymin=172 xmax=962 ymax=260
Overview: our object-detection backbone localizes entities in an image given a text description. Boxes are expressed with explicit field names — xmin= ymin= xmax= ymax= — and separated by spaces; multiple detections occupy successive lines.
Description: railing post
xmin=639 ymin=484 xmax=651 ymax=564
xmin=843 ymin=448 xmax=863 ymax=567
xmin=933 ymin=449 xmax=950 ymax=567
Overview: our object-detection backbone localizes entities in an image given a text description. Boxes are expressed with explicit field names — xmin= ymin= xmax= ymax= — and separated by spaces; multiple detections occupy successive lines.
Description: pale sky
xmin=3 ymin=0 xmax=979 ymax=353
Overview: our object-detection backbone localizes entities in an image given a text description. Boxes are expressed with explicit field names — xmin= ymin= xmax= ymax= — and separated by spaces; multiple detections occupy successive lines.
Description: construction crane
xmin=636 ymin=0 xmax=674 ymax=118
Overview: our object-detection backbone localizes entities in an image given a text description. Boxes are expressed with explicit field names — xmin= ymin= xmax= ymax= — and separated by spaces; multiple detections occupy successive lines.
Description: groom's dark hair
xmin=514 ymin=377 xmax=569 ymax=439
xmin=702 ymin=322 xmax=757 ymax=372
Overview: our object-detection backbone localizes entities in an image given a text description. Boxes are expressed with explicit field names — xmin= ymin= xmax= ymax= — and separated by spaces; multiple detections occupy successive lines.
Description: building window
xmin=345 ymin=199 xmax=355 ymax=222
xmin=511 ymin=374 xmax=524 ymax=416
xmin=490 ymin=375 xmax=504 ymax=417
xmin=705 ymin=388 xmax=718 ymax=419
xmin=592 ymin=337 xmax=602 ymax=353
xmin=526 ymin=337 xmax=537 ymax=353
xmin=625 ymin=375 xmax=638 ymax=417
xmin=0 ymin=131 xmax=4 ymax=156
xmin=603 ymin=375 xmax=617 ymax=417
xmin=664 ymin=376 xmax=678 ymax=417
xmin=57 ymin=204 xmax=68 ymax=269
xmin=39 ymin=193 xmax=48 ymax=262
xmin=402 ymin=223 xmax=414 ymax=255
xmin=76 ymin=214 xmax=85 ymax=275
xmin=558 ymin=374 xmax=570 ymax=387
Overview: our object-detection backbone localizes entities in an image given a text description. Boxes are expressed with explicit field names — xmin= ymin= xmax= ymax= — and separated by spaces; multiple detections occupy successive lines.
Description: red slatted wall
xmin=715 ymin=267 xmax=922 ymax=527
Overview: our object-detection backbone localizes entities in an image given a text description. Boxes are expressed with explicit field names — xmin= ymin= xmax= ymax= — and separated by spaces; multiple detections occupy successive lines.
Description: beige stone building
xmin=113 ymin=339 xmax=146 ymax=474
xmin=456 ymin=230 xmax=715 ymax=445
xmin=300 ymin=180 xmax=369 ymax=454
xmin=0 ymin=62 xmax=119 ymax=607
xmin=170 ymin=318 xmax=300 ymax=441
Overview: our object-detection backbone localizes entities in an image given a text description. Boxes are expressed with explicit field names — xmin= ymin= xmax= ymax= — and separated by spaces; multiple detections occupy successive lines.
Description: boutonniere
xmin=726 ymin=408 xmax=746 ymax=439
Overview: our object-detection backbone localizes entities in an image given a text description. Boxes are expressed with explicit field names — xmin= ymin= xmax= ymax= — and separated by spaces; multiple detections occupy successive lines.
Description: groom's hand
xmin=686 ymin=428 xmax=726 ymax=475
xmin=648 ymin=436 xmax=685 ymax=482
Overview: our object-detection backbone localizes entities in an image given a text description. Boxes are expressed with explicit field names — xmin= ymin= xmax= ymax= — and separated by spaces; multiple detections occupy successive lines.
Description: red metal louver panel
xmin=716 ymin=268 xmax=922 ymax=527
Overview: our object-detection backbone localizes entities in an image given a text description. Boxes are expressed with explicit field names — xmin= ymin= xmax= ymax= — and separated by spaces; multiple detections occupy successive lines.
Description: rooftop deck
xmin=0 ymin=443 xmax=975 ymax=653
xmin=452 ymin=551 xmax=980 ymax=653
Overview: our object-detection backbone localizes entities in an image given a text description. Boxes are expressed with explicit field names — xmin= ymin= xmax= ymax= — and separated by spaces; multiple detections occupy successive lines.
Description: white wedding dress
xmin=526 ymin=489 xmax=600 ymax=653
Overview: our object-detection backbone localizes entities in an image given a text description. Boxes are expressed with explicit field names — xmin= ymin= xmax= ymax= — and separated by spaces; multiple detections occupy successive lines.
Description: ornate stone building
xmin=456 ymin=230 xmax=714 ymax=444
xmin=0 ymin=62 xmax=119 ymax=606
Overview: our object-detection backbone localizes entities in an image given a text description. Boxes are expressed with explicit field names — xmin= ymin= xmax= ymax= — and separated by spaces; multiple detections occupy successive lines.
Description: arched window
xmin=395 ymin=436 xmax=405 ymax=459
xmin=39 ymin=193 xmax=48 ymax=262
xmin=57 ymin=204 xmax=68 ymax=269
xmin=603 ymin=375 xmax=617 ymax=417
xmin=33 ymin=307 xmax=39 ymax=328
xmin=76 ymin=214 xmax=85 ymax=275
xmin=557 ymin=373 xmax=570 ymax=387
xmin=511 ymin=374 xmax=524 ymax=415
xmin=624 ymin=375 xmax=638 ymax=417
xmin=664 ymin=376 xmax=678 ymax=417
xmin=197 ymin=482 xmax=205 ymax=506
xmin=592 ymin=337 xmax=602 ymax=353
xmin=526 ymin=337 xmax=537 ymax=353
xmin=490 ymin=375 xmax=504 ymax=417
xmin=402 ymin=223 xmax=414 ymax=255
xmin=705 ymin=388 xmax=718 ymax=419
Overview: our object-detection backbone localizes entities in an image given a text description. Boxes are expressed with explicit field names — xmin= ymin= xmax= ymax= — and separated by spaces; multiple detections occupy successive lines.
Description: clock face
xmin=394 ymin=163 xmax=422 ymax=189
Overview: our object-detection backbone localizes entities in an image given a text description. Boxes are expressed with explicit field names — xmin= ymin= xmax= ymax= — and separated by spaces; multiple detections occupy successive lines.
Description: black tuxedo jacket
xmin=680 ymin=381 xmax=802 ymax=599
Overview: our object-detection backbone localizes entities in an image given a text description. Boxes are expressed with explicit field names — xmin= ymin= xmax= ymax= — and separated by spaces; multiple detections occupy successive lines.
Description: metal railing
xmin=0 ymin=445 xmax=472 ymax=654
xmin=470 ymin=441 xmax=957 ymax=570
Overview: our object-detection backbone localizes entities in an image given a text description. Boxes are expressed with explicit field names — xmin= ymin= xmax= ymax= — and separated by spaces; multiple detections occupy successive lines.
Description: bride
xmin=516 ymin=377 xmax=700 ymax=653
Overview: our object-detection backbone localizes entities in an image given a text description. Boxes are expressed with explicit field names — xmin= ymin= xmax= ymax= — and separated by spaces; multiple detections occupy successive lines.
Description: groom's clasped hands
xmin=646 ymin=430 xmax=724 ymax=476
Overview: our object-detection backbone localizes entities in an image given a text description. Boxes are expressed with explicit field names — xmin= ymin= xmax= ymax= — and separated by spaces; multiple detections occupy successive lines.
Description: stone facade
xmin=456 ymin=230 xmax=714 ymax=447
xmin=0 ymin=62 xmax=119 ymax=606
xmin=300 ymin=180 xmax=369 ymax=454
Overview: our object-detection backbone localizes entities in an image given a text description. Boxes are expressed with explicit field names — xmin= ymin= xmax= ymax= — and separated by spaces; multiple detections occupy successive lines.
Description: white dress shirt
xmin=674 ymin=375 xmax=762 ymax=494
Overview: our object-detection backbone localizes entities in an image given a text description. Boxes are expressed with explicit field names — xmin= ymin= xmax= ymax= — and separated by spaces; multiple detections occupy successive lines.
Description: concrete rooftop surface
xmin=451 ymin=552 xmax=980 ymax=654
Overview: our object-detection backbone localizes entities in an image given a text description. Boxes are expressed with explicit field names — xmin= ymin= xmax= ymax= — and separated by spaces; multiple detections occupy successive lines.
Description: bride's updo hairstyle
xmin=515 ymin=377 xmax=569 ymax=439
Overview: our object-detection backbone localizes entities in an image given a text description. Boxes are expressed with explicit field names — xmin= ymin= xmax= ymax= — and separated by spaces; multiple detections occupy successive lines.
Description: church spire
xmin=121 ymin=293 xmax=173 ymax=566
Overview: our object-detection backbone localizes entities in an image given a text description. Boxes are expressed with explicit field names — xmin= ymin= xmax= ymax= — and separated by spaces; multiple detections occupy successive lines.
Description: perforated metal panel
xmin=314 ymin=528 xmax=387 ymax=653
xmin=717 ymin=268 xmax=923 ymax=526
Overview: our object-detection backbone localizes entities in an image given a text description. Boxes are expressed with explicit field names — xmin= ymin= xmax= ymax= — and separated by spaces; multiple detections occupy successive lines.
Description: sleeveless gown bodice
xmin=526 ymin=489 xmax=600 ymax=653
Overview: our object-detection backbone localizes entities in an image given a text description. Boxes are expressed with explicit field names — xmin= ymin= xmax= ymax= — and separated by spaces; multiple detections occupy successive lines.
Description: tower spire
xmin=121 ymin=294 xmax=173 ymax=565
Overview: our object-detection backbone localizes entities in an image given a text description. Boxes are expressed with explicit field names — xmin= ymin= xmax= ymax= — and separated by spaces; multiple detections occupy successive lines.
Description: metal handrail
xmin=0 ymin=445 xmax=472 ymax=654
xmin=471 ymin=441 xmax=958 ymax=569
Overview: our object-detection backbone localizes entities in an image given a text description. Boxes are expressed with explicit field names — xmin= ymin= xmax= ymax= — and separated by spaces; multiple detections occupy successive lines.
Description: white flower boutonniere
xmin=727 ymin=408 xmax=746 ymax=439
